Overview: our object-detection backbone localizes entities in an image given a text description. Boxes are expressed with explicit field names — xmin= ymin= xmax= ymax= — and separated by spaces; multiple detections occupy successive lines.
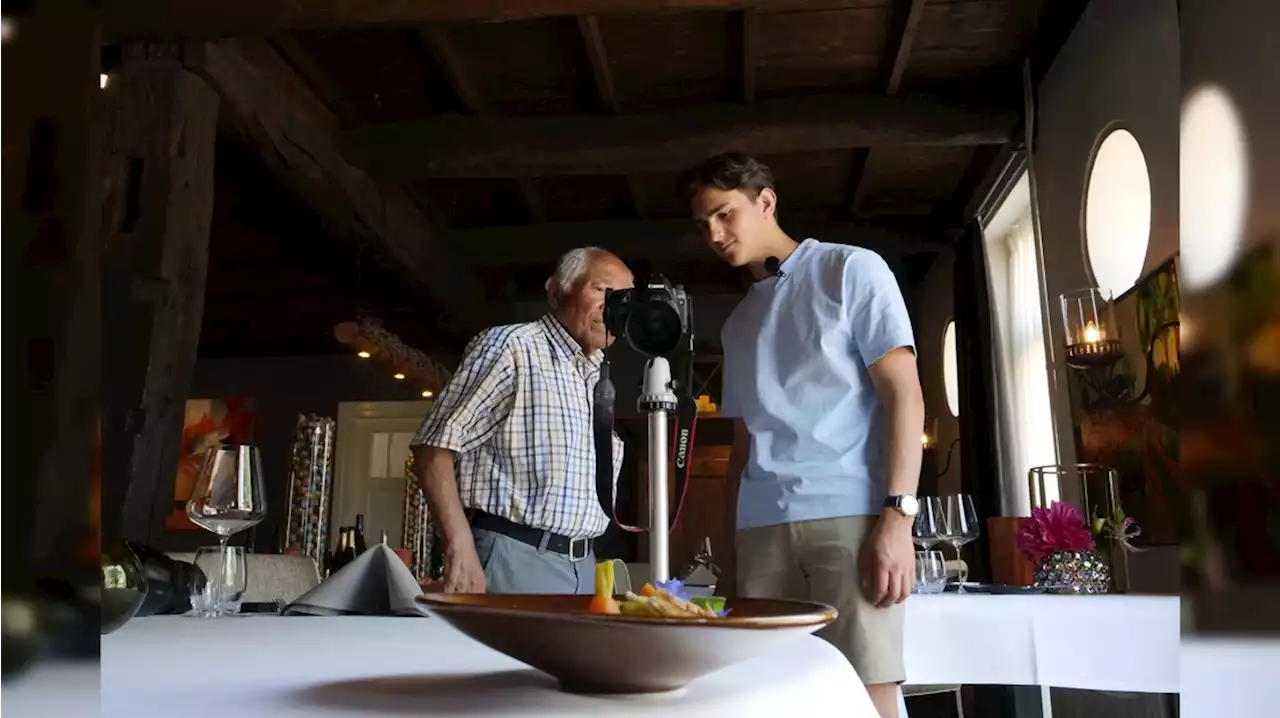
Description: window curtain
xmin=997 ymin=216 xmax=1059 ymax=514
xmin=953 ymin=219 xmax=1004 ymax=582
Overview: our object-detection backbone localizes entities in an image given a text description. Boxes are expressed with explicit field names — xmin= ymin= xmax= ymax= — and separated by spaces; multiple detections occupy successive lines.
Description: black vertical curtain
xmin=952 ymin=218 xmax=1004 ymax=582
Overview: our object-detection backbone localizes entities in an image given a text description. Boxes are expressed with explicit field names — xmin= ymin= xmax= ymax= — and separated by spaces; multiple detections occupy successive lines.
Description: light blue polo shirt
xmin=720 ymin=239 xmax=916 ymax=531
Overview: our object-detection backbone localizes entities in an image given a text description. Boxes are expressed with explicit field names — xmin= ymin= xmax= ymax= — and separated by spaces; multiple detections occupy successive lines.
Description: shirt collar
xmin=539 ymin=313 xmax=603 ymax=367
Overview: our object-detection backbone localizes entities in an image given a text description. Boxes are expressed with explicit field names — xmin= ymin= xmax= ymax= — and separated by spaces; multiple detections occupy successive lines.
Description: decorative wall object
xmin=281 ymin=415 xmax=336 ymax=566
xmin=1069 ymin=259 xmax=1184 ymax=545
xmin=166 ymin=399 xmax=257 ymax=531
xmin=402 ymin=451 xmax=444 ymax=582
xmin=334 ymin=318 xmax=454 ymax=394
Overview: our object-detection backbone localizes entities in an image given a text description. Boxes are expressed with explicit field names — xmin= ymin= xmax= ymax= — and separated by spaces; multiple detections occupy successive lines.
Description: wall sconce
xmin=921 ymin=415 xmax=938 ymax=450
xmin=1059 ymin=287 xmax=1179 ymax=403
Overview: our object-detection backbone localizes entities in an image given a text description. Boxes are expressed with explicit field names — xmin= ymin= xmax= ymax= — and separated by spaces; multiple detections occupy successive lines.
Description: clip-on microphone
xmin=764 ymin=256 xmax=786 ymax=278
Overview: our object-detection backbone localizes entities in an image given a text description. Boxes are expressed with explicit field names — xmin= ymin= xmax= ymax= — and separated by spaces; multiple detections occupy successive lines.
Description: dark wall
xmin=167 ymin=354 xmax=423 ymax=552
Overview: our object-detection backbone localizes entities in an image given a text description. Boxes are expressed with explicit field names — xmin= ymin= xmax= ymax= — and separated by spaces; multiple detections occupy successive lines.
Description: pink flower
xmin=1017 ymin=501 xmax=1096 ymax=562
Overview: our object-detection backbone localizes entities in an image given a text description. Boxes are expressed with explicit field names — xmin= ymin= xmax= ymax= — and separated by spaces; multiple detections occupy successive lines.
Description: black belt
xmin=468 ymin=510 xmax=593 ymax=561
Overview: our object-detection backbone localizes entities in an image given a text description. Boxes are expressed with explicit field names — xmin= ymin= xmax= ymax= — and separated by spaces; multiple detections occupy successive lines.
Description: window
xmin=1084 ymin=128 xmax=1152 ymax=299
xmin=985 ymin=171 xmax=1059 ymax=513
xmin=1180 ymin=84 xmax=1248 ymax=291
xmin=942 ymin=320 xmax=959 ymax=417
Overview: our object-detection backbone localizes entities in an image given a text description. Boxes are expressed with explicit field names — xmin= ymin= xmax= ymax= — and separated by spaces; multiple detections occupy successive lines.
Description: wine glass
xmin=941 ymin=494 xmax=981 ymax=593
xmin=912 ymin=496 xmax=945 ymax=549
xmin=186 ymin=445 xmax=266 ymax=575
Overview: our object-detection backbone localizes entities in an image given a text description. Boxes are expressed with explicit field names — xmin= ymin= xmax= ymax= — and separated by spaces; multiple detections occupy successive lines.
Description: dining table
xmin=11 ymin=591 xmax=1278 ymax=717
xmin=88 ymin=613 xmax=876 ymax=717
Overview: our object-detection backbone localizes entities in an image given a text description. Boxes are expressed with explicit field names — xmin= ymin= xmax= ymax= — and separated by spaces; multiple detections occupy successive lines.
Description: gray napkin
xmin=283 ymin=544 xmax=424 ymax=616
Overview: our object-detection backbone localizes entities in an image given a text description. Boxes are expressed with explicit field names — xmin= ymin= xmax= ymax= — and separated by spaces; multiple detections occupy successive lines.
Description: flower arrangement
xmin=1016 ymin=501 xmax=1097 ymax=562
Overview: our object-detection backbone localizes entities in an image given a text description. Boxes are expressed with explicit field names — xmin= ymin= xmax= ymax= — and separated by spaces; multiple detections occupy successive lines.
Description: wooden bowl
xmin=416 ymin=593 xmax=837 ymax=694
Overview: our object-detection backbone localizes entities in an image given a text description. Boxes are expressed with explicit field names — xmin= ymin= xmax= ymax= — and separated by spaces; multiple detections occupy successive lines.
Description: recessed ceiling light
xmin=393 ymin=373 xmax=405 ymax=380
xmin=357 ymin=351 xmax=371 ymax=359
xmin=421 ymin=390 xmax=433 ymax=398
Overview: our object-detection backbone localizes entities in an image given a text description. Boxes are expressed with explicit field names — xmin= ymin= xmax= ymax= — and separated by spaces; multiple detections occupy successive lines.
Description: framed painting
xmin=165 ymin=398 xmax=257 ymax=531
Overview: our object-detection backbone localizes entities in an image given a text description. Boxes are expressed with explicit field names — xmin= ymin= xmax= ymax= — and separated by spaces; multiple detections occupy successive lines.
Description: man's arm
xmin=864 ymin=346 xmax=925 ymax=607
xmin=412 ymin=445 xmax=474 ymax=560
xmin=409 ymin=329 xmax=515 ymax=592
xmin=869 ymin=346 xmax=925 ymax=503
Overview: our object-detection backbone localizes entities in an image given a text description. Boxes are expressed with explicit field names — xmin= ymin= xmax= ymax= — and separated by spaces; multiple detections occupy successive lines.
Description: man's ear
xmin=545 ymin=277 xmax=560 ymax=309
xmin=757 ymin=187 xmax=778 ymax=220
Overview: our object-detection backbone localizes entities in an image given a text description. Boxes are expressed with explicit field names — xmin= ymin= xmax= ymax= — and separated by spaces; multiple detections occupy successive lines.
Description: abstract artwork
xmin=165 ymin=398 xmax=257 ymax=531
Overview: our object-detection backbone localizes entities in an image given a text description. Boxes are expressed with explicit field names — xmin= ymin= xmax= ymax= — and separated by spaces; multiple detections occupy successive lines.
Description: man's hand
xmin=443 ymin=543 xmax=487 ymax=594
xmin=860 ymin=510 xmax=915 ymax=608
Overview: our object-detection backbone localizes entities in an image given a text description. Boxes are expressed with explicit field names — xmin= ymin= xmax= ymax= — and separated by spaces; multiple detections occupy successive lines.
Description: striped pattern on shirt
xmin=411 ymin=314 xmax=625 ymax=539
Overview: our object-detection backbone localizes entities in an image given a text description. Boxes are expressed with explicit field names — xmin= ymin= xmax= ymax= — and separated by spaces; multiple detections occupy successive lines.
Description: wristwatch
xmin=884 ymin=494 xmax=920 ymax=518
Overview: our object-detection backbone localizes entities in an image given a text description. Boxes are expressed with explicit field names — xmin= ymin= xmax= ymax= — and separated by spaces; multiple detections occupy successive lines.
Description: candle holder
xmin=921 ymin=415 xmax=938 ymax=450
xmin=1059 ymin=288 xmax=1179 ymax=404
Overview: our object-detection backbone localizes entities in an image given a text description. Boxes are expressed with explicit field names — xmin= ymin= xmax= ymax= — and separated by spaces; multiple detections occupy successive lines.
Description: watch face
xmin=899 ymin=495 xmax=920 ymax=517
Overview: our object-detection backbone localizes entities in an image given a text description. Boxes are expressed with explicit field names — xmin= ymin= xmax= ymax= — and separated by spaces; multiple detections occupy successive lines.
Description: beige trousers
xmin=736 ymin=515 xmax=906 ymax=684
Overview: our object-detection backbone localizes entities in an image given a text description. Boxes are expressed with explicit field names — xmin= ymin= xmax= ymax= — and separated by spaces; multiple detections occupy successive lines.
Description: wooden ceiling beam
xmin=105 ymin=1 xmax=922 ymax=38
xmin=843 ymin=0 xmax=925 ymax=220
xmin=577 ymin=15 xmax=647 ymax=219
xmin=735 ymin=10 xmax=758 ymax=103
xmin=422 ymin=25 xmax=546 ymax=223
xmin=343 ymin=93 xmax=1016 ymax=180
xmin=268 ymin=32 xmax=362 ymax=127
xmin=182 ymin=38 xmax=485 ymax=329
xmin=883 ymin=0 xmax=926 ymax=95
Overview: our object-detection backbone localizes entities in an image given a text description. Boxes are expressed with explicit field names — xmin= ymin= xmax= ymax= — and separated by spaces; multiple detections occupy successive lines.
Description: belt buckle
xmin=567 ymin=537 xmax=590 ymax=563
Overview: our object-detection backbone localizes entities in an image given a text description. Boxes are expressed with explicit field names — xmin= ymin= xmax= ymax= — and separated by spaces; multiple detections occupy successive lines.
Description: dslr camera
xmin=603 ymin=275 xmax=692 ymax=358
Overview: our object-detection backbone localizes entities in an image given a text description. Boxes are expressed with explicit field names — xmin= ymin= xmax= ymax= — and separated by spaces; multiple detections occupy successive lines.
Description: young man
xmin=410 ymin=247 xmax=633 ymax=595
xmin=679 ymin=153 xmax=924 ymax=718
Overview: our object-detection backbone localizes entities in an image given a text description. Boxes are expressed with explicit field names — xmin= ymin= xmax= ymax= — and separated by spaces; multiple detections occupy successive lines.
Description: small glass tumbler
xmin=913 ymin=550 xmax=948 ymax=594
xmin=191 ymin=545 xmax=248 ymax=617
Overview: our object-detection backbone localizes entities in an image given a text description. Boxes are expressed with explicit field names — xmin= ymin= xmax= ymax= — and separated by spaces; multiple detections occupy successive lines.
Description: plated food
xmin=588 ymin=561 xmax=728 ymax=619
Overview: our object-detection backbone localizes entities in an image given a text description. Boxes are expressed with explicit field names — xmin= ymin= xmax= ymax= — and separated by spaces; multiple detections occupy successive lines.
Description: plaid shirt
xmin=411 ymin=314 xmax=624 ymax=538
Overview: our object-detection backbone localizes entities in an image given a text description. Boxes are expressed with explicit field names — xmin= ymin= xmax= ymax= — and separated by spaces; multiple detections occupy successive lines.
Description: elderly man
xmin=410 ymin=247 xmax=633 ymax=595
xmin=679 ymin=153 xmax=924 ymax=718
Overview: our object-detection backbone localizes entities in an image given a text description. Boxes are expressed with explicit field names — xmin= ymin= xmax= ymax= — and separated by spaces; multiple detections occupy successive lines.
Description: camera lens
xmin=627 ymin=301 xmax=682 ymax=357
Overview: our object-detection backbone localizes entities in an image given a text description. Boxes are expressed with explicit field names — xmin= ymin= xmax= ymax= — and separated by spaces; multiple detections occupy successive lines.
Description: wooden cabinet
xmin=633 ymin=418 xmax=735 ymax=578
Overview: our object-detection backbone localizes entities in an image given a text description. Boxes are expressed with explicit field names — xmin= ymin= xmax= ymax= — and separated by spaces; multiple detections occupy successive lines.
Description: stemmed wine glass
xmin=912 ymin=496 xmax=945 ymax=550
xmin=940 ymin=494 xmax=981 ymax=593
xmin=186 ymin=445 xmax=266 ymax=612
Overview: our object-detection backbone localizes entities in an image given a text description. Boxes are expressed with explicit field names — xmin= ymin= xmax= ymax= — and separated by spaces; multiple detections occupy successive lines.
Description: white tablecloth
xmin=94 ymin=616 xmax=874 ymax=717
xmin=904 ymin=594 xmax=1180 ymax=693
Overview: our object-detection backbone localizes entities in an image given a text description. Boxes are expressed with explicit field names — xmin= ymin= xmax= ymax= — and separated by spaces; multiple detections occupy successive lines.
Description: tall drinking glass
xmin=941 ymin=494 xmax=981 ymax=592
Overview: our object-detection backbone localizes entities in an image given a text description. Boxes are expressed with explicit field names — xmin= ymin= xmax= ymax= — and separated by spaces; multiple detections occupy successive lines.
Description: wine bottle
xmin=340 ymin=527 xmax=357 ymax=567
xmin=330 ymin=528 xmax=351 ymax=573
xmin=127 ymin=540 xmax=203 ymax=617
xmin=354 ymin=514 xmax=368 ymax=554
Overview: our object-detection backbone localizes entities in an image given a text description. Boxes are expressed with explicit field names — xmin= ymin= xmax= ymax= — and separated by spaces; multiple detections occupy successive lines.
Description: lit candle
xmin=1082 ymin=321 xmax=1101 ymax=345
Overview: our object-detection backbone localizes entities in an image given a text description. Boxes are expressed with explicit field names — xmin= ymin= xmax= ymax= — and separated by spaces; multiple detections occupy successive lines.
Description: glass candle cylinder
xmin=1060 ymin=288 xmax=1123 ymax=368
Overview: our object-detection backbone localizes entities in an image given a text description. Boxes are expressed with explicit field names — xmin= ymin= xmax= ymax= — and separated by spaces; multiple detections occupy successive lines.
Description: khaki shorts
xmin=736 ymin=515 xmax=906 ymax=685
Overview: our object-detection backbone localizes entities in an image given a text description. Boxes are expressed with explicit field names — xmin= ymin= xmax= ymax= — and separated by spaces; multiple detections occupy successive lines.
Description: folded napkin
xmin=283 ymin=544 xmax=424 ymax=616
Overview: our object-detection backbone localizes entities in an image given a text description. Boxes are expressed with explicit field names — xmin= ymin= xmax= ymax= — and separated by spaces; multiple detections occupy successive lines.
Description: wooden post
xmin=99 ymin=44 xmax=220 ymax=545
xmin=3 ymin=2 xmax=103 ymax=585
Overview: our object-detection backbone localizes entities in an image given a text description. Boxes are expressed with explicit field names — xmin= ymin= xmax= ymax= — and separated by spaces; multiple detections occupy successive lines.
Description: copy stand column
xmin=639 ymin=357 xmax=678 ymax=584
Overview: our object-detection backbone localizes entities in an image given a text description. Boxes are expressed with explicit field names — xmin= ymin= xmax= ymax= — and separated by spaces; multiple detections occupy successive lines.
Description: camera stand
xmin=638 ymin=357 xmax=679 ymax=584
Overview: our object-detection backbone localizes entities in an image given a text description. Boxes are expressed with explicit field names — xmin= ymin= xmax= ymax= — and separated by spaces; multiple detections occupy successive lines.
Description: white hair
xmin=546 ymin=246 xmax=621 ymax=306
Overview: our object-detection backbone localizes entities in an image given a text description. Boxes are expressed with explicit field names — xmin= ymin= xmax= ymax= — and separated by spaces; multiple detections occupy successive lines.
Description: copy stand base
xmin=639 ymin=357 xmax=678 ymax=584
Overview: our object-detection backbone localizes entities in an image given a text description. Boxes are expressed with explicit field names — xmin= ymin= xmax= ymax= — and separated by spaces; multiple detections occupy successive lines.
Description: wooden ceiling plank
xmin=106 ymin=2 xmax=921 ymax=38
xmin=343 ymin=93 xmax=1016 ymax=180
xmin=183 ymin=38 xmax=485 ymax=329
xmin=577 ymin=14 xmax=648 ymax=219
xmin=739 ymin=9 xmax=758 ymax=102
xmin=883 ymin=0 xmax=926 ymax=95
xmin=422 ymin=25 xmax=546 ymax=222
